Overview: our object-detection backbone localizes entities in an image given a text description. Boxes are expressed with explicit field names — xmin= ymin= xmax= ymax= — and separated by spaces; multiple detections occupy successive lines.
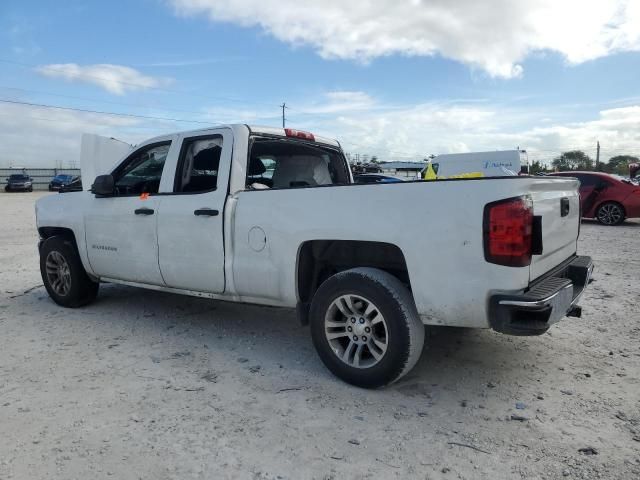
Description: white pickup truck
xmin=35 ymin=125 xmax=593 ymax=387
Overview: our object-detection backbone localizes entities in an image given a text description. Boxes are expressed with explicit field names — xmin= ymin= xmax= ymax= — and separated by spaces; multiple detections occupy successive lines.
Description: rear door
xmin=529 ymin=177 xmax=581 ymax=280
xmin=156 ymin=128 xmax=232 ymax=293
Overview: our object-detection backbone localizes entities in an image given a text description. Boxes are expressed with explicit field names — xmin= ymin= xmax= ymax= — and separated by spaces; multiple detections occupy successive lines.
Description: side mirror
xmin=91 ymin=174 xmax=115 ymax=196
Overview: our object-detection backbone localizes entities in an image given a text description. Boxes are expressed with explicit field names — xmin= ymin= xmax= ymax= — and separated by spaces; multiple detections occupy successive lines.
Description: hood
xmin=80 ymin=134 xmax=133 ymax=191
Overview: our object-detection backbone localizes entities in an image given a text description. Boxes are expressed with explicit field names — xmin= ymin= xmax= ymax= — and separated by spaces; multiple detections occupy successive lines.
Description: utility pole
xmin=596 ymin=141 xmax=600 ymax=170
xmin=280 ymin=103 xmax=287 ymax=128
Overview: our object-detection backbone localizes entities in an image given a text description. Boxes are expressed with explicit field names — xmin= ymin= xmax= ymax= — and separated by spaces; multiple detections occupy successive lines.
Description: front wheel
xmin=40 ymin=235 xmax=99 ymax=307
xmin=596 ymin=202 xmax=625 ymax=226
xmin=310 ymin=267 xmax=425 ymax=388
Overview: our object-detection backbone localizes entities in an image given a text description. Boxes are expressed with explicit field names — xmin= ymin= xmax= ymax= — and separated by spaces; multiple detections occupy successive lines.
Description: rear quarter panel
xmin=231 ymin=178 xmax=562 ymax=328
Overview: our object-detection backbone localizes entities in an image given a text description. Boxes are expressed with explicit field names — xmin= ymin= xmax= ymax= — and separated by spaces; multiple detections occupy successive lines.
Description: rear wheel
xmin=596 ymin=202 xmax=625 ymax=225
xmin=310 ymin=267 xmax=425 ymax=388
xmin=40 ymin=235 xmax=99 ymax=307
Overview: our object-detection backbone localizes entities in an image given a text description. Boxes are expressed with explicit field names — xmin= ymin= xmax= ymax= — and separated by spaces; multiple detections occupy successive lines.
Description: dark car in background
xmin=49 ymin=174 xmax=80 ymax=191
xmin=59 ymin=176 xmax=83 ymax=192
xmin=5 ymin=174 xmax=33 ymax=192
xmin=353 ymin=174 xmax=404 ymax=184
xmin=549 ymin=171 xmax=640 ymax=225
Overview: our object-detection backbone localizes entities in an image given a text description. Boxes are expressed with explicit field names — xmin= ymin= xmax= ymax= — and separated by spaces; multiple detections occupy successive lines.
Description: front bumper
xmin=489 ymin=255 xmax=593 ymax=336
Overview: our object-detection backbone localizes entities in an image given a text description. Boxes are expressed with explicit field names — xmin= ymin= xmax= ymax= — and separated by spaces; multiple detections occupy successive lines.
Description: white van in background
xmin=429 ymin=150 xmax=527 ymax=178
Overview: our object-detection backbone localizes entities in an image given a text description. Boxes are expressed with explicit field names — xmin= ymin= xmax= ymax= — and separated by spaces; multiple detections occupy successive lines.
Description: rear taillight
xmin=284 ymin=128 xmax=315 ymax=141
xmin=483 ymin=196 xmax=533 ymax=267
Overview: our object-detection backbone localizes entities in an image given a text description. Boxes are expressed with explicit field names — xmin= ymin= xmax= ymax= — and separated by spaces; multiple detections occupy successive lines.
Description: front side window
xmin=113 ymin=142 xmax=171 ymax=195
xmin=174 ymin=136 xmax=222 ymax=193
xmin=246 ymin=138 xmax=349 ymax=190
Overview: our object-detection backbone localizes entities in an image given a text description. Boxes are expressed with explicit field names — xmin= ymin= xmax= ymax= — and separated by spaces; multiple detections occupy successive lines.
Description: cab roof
xmin=146 ymin=124 xmax=340 ymax=149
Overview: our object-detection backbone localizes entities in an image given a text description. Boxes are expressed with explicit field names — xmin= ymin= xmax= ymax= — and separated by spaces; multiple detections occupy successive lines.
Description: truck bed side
xmin=230 ymin=176 xmax=580 ymax=328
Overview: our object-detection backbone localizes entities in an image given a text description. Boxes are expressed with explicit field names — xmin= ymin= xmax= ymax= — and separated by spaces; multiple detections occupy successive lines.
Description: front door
xmin=156 ymin=129 xmax=232 ymax=293
xmin=84 ymin=140 xmax=175 ymax=285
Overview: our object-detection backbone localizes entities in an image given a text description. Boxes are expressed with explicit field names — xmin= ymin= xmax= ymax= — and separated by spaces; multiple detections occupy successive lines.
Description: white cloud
xmin=299 ymin=91 xmax=375 ymax=114
xmin=35 ymin=63 xmax=169 ymax=95
xmin=500 ymin=106 xmax=640 ymax=163
xmin=291 ymin=97 xmax=640 ymax=163
xmin=0 ymin=103 xmax=164 ymax=168
xmin=2 ymin=93 xmax=639 ymax=168
xmin=200 ymin=91 xmax=376 ymax=123
xmin=169 ymin=0 xmax=640 ymax=78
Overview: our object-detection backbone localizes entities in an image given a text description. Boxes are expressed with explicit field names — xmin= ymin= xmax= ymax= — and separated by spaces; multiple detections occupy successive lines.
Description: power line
xmin=0 ymin=111 xmax=174 ymax=130
xmin=0 ymin=97 xmax=426 ymax=158
xmin=0 ymin=85 xmax=241 ymax=119
xmin=0 ymin=98 xmax=220 ymax=125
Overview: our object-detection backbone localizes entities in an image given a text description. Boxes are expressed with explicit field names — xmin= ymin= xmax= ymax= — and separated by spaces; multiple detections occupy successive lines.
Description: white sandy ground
xmin=0 ymin=191 xmax=638 ymax=480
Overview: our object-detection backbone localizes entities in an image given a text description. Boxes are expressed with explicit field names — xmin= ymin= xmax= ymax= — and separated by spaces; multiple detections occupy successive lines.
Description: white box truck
xmin=429 ymin=150 xmax=527 ymax=178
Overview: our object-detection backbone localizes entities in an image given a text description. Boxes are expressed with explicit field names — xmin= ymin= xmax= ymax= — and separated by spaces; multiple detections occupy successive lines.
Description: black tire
xmin=310 ymin=267 xmax=425 ymax=388
xmin=28 ymin=186 xmax=33 ymax=192
xmin=40 ymin=235 xmax=99 ymax=307
xmin=4 ymin=186 xmax=8 ymax=192
xmin=596 ymin=201 xmax=625 ymax=226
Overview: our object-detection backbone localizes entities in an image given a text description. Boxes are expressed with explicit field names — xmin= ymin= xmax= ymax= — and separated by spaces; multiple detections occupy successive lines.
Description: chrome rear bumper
xmin=489 ymin=256 xmax=593 ymax=336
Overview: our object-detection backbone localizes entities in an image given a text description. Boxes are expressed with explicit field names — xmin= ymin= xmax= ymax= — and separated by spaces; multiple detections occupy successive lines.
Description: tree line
xmin=528 ymin=151 xmax=638 ymax=175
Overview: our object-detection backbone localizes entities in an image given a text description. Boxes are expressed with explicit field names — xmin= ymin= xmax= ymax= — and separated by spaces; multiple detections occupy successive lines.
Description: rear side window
xmin=574 ymin=174 xmax=599 ymax=188
xmin=554 ymin=173 xmax=601 ymax=188
xmin=174 ymin=135 xmax=222 ymax=193
xmin=246 ymin=138 xmax=349 ymax=190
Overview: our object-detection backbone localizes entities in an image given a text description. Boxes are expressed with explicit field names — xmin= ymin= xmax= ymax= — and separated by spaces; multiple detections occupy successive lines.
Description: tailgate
xmin=529 ymin=177 xmax=581 ymax=281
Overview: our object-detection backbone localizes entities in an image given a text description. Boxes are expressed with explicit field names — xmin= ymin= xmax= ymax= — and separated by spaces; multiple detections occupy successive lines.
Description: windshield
xmin=54 ymin=175 xmax=73 ymax=181
xmin=9 ymin=175 xmax=29 ymax=180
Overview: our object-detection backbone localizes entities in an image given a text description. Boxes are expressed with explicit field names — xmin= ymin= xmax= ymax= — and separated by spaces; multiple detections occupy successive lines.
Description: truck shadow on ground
xmin=21 ymin=284 xmax=556 ymax=405
xmin=30 ymin=282 xmax=555 ymax=397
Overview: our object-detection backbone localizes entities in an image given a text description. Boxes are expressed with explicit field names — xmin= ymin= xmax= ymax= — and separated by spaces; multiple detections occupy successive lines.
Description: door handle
xmin=134 ymin=208 xmax=155 ymax=215
xmin=194 ymin=208 xmax=219 ymax=216
xmin=560 ymin=197 xmax=570 ymax=217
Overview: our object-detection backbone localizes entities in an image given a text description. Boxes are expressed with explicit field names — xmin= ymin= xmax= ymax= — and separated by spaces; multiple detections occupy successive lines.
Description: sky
xmin=1 ymin=0 xmax=639 ymax=167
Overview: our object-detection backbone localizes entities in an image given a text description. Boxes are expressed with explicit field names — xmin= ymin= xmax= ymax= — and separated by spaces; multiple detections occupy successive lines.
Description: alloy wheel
xmin=598 ymin=203 xmax=623 ymax=225
xmin=45 ymin=251 xmax=72 ymax=296
xmin=324 ymin=294 xmax=389 ymax=368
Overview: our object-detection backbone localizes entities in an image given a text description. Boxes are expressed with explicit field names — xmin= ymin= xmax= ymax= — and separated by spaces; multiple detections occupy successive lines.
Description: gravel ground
xmin=1 ymin=191 xmax=639 ymax=480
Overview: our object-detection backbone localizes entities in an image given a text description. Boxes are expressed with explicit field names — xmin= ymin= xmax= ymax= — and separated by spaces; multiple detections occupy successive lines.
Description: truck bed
xmin=230 ymin=175 xmax=581 ymax=328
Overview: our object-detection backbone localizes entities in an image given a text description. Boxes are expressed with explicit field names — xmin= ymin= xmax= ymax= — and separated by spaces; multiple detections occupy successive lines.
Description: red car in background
xmin=549 ymin=171 xmax=640 ymax=225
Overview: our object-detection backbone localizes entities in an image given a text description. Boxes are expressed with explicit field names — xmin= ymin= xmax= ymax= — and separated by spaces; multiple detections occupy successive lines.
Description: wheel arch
xmin=38 ymin=226 xmax=77 ymax=244
xmin=37 ymin=226 xmax=95 ymax=278
xmin=295 ymin=240 xmax=412 ymax=325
